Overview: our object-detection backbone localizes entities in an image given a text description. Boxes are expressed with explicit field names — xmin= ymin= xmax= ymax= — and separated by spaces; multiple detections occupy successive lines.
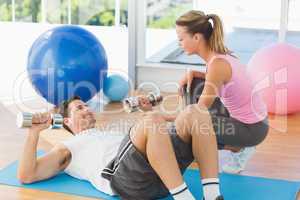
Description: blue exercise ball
xmin=27 ymin=25 xmax=108 ymax=105
xmin=103 ymin=74 xmax=129 ymax=102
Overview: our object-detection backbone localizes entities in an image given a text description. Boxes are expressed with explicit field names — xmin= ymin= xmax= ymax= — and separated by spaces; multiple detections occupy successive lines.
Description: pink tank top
xmin=207 ymin=54 xmax=267 ymax=124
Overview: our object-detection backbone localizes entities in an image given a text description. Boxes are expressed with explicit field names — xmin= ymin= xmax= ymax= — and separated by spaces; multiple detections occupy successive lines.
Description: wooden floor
xmin=0 ymin=97 xmax=300 ymax=200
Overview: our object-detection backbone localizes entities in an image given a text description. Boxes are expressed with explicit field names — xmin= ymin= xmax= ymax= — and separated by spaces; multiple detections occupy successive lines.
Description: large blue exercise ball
xmin=27 ymin=25 xmax=108 ymax=105
xmin=103 ymin=74 xmax=129 ymax=102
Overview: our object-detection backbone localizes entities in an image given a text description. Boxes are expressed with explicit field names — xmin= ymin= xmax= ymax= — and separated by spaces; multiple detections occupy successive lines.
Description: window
xmin=287 ymin=0 xmax=300 ymax=47
xmin=15 ymin=0 xmax=41 ymax=22
xmin=146 ymin=0 xmax=193 ymax=61
xmin=71 ymin=0 xmax=128 ymax=26
xmin=201 ymin=0 xmax=281 ymax=63
xmin=147 ymin=0 xmax=192 ymax=29
xmin=194 ymin=0 xmax=281 ymax=63
xmin=72 ymin=0 xmax=114 ymax=25
xmin=144 ymin=0 xmax=282 ymax=65
xmin=0 ymin=0 xmax=128 ymax=26
xmin=0 ymin=0 xmax=12 ymax=21
xmin=45 ymin=0 xmax=69 ymax=24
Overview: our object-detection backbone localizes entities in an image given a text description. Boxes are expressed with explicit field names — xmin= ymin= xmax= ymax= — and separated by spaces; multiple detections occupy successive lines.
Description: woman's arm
xmin=193 ymin=71 xmax=206 ymax=79
xmin=198 ymin=58 xmax=231 ymax=108
xmin=179 ymin=70 xmax=206 ymax=96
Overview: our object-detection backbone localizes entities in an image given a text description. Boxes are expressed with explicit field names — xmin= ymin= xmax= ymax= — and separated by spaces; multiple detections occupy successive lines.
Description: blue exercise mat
xmin=0 ymin=152 xmax=299 ymax=200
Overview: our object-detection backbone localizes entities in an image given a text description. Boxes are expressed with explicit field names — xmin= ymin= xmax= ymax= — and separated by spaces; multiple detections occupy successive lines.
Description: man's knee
xmin=130 ymin=114 xmax=165 ymax=155
xmin=129 ymin=123 xmax=147 ymax=156
xmin=144 ymin=112 xmax=166 ymax=124
xmin=180 ymin=104 xmax=210 ymax=121
xmin=137 ymin=112 xmax=167 ymax=137
xmin=175 ymin=104 xmax=211 ymax=134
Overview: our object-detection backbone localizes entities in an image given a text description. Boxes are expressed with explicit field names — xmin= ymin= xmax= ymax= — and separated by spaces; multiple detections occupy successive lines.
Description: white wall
xmin=0 ymin=22 xmax=128 ymax=105
xmin=137 ymin=65 xmax=187 ymax=94
xmin=136 ymin=59 xmax=211 ymax=94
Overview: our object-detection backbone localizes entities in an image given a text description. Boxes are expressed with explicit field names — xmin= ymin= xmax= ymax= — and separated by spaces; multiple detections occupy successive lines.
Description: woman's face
xmin=176 ymin=25 xmax=204 ymax=55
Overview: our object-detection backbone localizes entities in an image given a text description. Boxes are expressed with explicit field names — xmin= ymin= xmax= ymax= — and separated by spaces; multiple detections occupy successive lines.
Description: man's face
xmin=64 ymin=100 xmax=96 ymax=133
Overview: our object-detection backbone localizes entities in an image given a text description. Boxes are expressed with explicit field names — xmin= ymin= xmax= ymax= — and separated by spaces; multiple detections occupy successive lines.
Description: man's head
xmin=58 ymin=96 xmax=96 ymax=134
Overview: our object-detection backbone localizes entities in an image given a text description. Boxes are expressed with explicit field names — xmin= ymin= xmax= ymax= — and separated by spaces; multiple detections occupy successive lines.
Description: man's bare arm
xmin=17 ymin=114 xmax=71 ymax=184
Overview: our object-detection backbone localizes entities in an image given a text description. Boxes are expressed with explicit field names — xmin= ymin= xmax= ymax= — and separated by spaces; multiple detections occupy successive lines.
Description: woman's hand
xmin=178 ymin=70 xmax=194 ymax=96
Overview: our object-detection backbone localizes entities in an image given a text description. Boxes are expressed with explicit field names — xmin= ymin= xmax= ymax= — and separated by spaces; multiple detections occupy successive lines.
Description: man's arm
xmin=138 ymin=96 xmax=178 ymax=122
xmin=138 ymin=94 xmax=182 ymax=122
xmin=17 ymin=114 xmax=71 ymax=184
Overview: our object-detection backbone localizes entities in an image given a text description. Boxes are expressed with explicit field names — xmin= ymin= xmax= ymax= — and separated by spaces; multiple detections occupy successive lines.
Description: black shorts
xmin=184 ymin=77 xmax=269 ymax=149
xmin=101 ymin=126 xmax=194 ymax=200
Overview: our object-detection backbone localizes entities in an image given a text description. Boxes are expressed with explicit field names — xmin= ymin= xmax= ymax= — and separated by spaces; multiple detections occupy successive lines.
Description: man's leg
xmin=175 ymin=104 xmax=223 ymax=200
xmin=175 ymin=104 xmax=219 ymax=178
xmin=130 ymin=112 xmax=195 ymax=200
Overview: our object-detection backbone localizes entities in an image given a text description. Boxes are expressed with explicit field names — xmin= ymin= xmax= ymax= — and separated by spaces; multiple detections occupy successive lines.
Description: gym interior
xmin=0 ymin=0 xmax=300 ymax=200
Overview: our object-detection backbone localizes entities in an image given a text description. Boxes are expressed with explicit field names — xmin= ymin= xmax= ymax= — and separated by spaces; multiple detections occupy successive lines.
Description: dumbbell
xmin=123 ymin=93 xmax=163 ymax=113
xmin=16 ymin=112 xmax=63 ymax=129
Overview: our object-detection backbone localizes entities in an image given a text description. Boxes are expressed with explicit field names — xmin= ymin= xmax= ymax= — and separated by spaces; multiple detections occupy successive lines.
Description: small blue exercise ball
xmin=103 ymin=74 xmax=129 ymax=102
xmin=27 ymin=25 xmax=108 ymax=105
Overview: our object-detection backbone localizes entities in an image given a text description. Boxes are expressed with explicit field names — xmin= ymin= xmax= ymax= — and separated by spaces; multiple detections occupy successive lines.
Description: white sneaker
xmin=222 ymin=147 xmax=256 ymax=174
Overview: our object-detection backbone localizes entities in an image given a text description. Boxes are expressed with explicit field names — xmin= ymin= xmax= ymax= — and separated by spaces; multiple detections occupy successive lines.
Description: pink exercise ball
xmin=248 ymin=43 xmax=300 ymax=115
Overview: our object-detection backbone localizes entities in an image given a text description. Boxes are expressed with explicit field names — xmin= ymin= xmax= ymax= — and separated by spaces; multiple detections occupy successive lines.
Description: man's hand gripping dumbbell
xmin=123 ymin=93 xmax=163 ymax=113
xmin=16 ymin=112 xmax=63 ymax=130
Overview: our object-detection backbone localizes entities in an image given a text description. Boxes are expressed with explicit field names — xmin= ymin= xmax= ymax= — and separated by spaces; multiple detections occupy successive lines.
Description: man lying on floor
xmin=18 ymin=96 xmax=224 ymax=200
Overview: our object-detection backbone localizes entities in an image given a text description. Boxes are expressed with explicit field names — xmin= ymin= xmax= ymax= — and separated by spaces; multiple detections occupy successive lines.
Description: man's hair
xmin=58 ymin=96 xmax=81 ymax=134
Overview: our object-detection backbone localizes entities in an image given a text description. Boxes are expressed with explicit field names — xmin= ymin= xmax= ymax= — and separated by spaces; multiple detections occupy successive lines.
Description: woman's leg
xmin=211 ymin=115 xmax=269 ymax=148
xmin=183 ymin=77 xmax=251 ymax=151
xmin=212 ymin=115 xmax=269 ymax=173
xmin=184 ymin=77 xmax=269 ymax=176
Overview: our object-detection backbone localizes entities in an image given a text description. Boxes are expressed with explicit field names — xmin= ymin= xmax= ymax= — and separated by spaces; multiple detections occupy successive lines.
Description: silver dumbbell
xmin=16 ymin=112 xmax=63 ymax=129
xmin=123 ymin=93 xmax=163 ymax=113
